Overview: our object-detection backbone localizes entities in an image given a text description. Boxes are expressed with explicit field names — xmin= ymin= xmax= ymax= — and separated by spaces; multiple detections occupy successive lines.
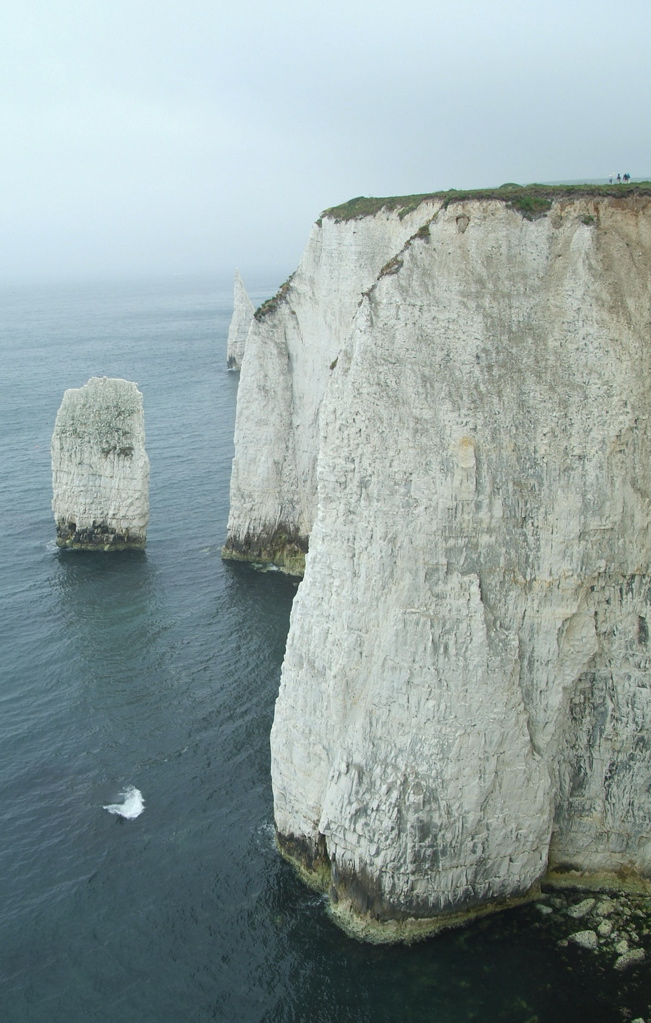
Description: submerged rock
xmin=51 ymin=376 xmax=149 ymax=550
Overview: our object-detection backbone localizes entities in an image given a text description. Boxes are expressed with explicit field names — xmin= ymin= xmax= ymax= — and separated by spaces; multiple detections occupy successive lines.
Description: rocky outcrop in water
xmin=52 ymin=376 xmax=149 ymax=550
xmin=226 ymin=270 xmax=254 ymax=370
xmin=540 ymin=889 xmax=650 ymax=972
xmin=229 ymin=188 xmax=651 ymax=941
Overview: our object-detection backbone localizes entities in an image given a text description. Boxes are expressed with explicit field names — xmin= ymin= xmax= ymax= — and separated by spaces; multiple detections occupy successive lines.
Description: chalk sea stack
xmin=226 ymin=269 xmax=254 ymax=370
xmin=226 ymin=186 xmax=651 ymax=941
xmin=51 ymin=376 xmax=149 ymax=550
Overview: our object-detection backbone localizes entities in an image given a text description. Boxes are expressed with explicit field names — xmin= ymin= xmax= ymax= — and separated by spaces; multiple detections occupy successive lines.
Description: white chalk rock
xmin=222 ymin=201 xmax=440 ymax=572
xmin=226 ymin=269 xmax=254 ymax=370
xmin=51 ymin=376 xmax=149 ymax=550
xmin=268 ymin=194 xmax=651 ymax=941
xmin=568 ymin=930 xmax=599 ymax=950
xmin=567 ymin=899 xmax=596 ymax=919
xmin=614 ymin=948 xmax=646 ymax=971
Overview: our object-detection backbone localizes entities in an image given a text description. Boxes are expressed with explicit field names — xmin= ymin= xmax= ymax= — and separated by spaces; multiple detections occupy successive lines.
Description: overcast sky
xmin=1 ymin=0 xmax=649 ymax=284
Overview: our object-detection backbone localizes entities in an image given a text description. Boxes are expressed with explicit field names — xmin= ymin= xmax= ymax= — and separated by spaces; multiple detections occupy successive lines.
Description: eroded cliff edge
xmin=230 ymin=187 xmax=651 ymax=940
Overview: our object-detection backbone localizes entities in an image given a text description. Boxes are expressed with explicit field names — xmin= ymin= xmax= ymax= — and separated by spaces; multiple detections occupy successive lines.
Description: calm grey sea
xmin=0 ymin=276 xmax=646 ymax=1022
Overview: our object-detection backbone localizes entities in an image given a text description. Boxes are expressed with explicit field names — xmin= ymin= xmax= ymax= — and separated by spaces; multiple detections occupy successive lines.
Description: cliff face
xmin=226 ymin=270 xmax=254 ymax=370
xmin=52 ymin=376 xmax=149 ymax=550
xmin=222 ymin=204 xmax=439 ymax=573
xmin=258 ymin=192 xmax=651 ymax=941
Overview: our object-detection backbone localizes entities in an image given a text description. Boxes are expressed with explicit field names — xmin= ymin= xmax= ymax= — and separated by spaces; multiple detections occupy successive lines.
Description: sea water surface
xmin=0 ymin=276 xmax=648 ymax=1022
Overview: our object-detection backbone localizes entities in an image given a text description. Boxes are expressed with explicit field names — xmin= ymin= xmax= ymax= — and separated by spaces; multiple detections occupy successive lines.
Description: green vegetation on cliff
xmin=253 ymin=182 xmax=651 ymax=320
xmin=322 ymin=182 xmax=651 ymax=223
xmin=254 ymin=272 xmax=295 ymax=321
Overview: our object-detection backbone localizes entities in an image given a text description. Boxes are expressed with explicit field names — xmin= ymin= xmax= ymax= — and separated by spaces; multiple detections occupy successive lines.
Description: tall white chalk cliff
xmin=52 ymin=376 xmax=149 ymax=550
xmin=226 ymin=269 xmax=254 ymax=370
xmin=222 ymin=201 xmax=438 ymax=573
xmin=227 ymin=189 xmax=651 ymax=940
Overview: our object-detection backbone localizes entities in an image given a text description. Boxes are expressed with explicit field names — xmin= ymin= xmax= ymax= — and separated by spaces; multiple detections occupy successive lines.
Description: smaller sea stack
xmin=226 ymin=269 xmax=254 ymax=370
xmin=51 ymin=376 xmax=150 ymax=550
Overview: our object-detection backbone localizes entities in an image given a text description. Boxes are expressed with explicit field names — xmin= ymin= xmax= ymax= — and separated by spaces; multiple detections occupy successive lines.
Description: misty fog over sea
xmin=0 ymin=275 xmax=648 ymax=1022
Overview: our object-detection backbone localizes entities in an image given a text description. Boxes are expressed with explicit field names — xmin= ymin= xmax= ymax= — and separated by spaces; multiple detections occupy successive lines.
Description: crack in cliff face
xmin=376 ymin=214 xmax=438 ymax=283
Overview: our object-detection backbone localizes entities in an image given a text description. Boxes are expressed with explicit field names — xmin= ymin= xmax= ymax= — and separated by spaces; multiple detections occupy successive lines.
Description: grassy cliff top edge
xmin=254 ymin=183 xmax=651 ymax=319
xmin=321 ymin=183 xmax=651 ymax=222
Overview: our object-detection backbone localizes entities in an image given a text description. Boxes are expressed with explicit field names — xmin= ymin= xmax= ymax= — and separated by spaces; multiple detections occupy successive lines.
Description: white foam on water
xmin=103 ymin=785 xmax=145 ymax=819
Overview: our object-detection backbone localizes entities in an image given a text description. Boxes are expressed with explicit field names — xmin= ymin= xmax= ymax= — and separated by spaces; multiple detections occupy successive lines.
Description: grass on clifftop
xmin=254 ymin=183 xmax=651 ymax=320
xmin=322 ymin=182 xmax=651 ymax=223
